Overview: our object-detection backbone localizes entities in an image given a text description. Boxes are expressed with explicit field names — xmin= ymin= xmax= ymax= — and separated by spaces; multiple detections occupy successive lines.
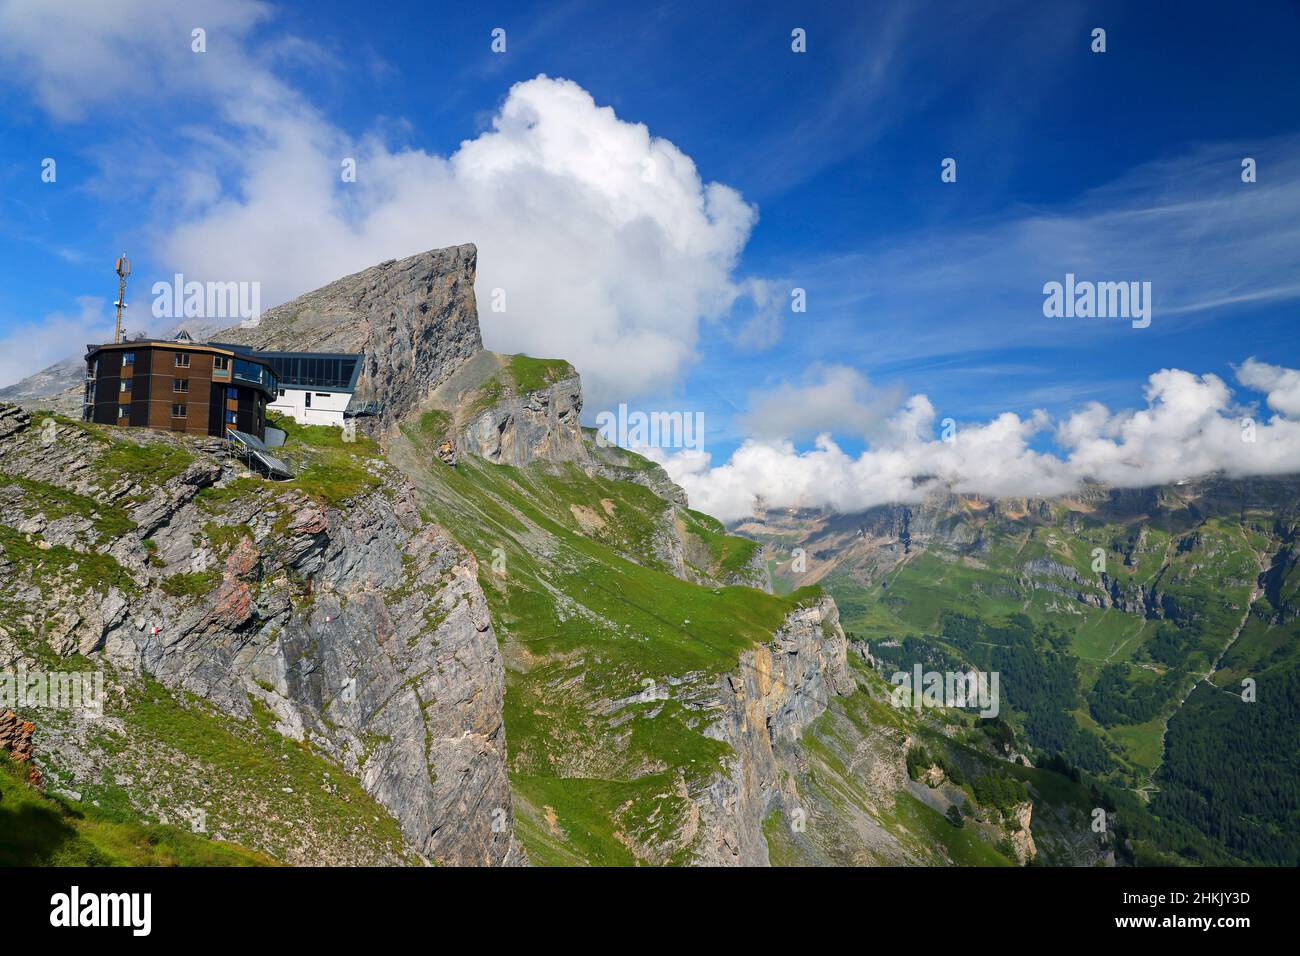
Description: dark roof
xmin=209 ymin=342 xmax=363 ymax=361
xmin=85 ymin=339 xmax=274 ymax=370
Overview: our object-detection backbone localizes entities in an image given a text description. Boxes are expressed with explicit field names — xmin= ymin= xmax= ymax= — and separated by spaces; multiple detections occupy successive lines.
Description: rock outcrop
xmin=695 ymin=596 xmax=852 ymax=865
xmin=0 ymin=406 xmax=522 ymax=865
xmin=216 ymin=245 xmax=484 ymax=429
xmin=1010 ymin=800 xmax=1037 ymax=863
xmin=0 ymin=709 xmax=40 ymax=785
xmin=458 ymin=373 xmax=586 ymax=467
xmin=0 ymin=404 xmax=29 ymax=440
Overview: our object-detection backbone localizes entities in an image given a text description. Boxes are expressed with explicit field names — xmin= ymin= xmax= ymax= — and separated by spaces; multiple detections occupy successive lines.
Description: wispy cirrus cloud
xmin=779 ymin=137 xmax=1300 ymax=374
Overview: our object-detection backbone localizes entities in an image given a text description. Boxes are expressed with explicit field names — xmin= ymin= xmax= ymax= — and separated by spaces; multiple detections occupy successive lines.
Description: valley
xmin=1 ymin=246 xmax=1292 ymax=868
xmin=739 ymin=480 xmax=1300 ymax=864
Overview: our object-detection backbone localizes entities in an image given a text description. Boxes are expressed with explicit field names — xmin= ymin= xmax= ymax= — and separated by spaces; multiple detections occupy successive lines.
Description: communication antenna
xmin=113 ymin=253 xmax=131 ymax=344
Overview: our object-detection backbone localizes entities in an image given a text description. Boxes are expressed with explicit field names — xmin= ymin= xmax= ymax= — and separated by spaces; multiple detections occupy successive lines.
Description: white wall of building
xmin=268 ymin=388 xmax=351 ymax=427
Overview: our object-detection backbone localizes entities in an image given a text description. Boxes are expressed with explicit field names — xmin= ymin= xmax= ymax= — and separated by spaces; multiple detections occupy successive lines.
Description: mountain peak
xmin=215 ymin=244 xmax=483 ymax=428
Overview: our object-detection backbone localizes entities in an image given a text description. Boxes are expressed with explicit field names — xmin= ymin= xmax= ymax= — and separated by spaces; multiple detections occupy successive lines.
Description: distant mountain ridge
xmin=737 ymin=473 xmax=1300 ymax=865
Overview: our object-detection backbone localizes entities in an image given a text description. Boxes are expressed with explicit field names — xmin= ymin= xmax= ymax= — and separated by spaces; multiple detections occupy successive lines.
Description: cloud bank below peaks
xmin=651 ymin=360 xmax=1300 ymax=523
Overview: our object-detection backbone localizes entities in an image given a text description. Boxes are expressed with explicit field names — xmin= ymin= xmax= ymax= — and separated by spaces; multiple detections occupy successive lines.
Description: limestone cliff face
xmin=458 ymin=374 xmax=586 ymax=468
xmin=1010 ymin=801 xmax=1037 ymax=864
xmin=0 ymin=407 xmax=522 ymax=865
xmin=694 ymin=595 xmax=852 ymax=865
xmin=216 ymin=245 xmax=484 ymax=429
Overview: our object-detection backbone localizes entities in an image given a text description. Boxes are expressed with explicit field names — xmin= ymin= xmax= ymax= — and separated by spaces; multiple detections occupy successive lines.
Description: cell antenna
xmin=113 ymin=253 xmax=131 ymax=344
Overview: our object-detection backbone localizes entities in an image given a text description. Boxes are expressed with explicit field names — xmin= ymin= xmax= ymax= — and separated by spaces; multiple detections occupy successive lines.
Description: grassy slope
xmin=0 ymin=418 xmax=423 ymax=865
xmin=505 ymin=354 xmax=574 ymax=393
xmin=0 ymin=753 xmax=273 ymax=867
xmin=815 ymin=490 xmax=1300 ymax=864
xmin=266 ymin=411 xmax=385 ymax=504
xmin=460 ymin=354 xmax=575 ymax=420
xmin=392 ymin=419 xmax=819 ymax=864
xmin=20 ymin=666 xmax=418 ymax=866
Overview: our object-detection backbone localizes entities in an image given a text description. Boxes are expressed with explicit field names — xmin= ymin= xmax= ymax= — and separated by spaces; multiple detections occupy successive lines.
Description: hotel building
xmin=83 ymin=337 xmax=278 ymax=440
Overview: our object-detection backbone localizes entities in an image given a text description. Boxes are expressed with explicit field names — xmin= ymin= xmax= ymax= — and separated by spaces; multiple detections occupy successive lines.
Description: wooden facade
xmin=84 ymin=341 xmax=276 ymax=440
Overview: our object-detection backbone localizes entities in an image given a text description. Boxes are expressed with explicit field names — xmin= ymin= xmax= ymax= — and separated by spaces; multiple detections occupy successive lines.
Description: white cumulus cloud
xmin=161 ymin=74 xmax=758 ymax=406
xmin=654 ymin=362 xmax=1300 ymax=523
xmin=161 ymin=71 xmax=760 ymax=407
xmin=1236 ymin=358 xmax=1300 ymax=419
xmin=0 ymin=1 xmax=764 ymax=408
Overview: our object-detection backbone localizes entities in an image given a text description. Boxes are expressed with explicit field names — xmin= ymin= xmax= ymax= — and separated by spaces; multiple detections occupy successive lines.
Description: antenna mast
xmin=113 ymin=253 xmax=131 ymax=344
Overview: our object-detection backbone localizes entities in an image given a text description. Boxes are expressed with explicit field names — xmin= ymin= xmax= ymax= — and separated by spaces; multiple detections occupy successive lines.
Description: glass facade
xmin=267 ymin=355 xmax=358 ymax=389
xmin=233 ymin=357 xmax=278 ymax=393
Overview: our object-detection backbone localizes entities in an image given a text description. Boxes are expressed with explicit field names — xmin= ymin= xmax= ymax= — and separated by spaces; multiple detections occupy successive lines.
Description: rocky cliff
xmin=418 ymin=350 xmax=587 ymax=468
xmin=694 ymin=596 xmax=852 ymax=865
xmin=217 ymin=245 xmax=484 ymax=429
xmin=390 ymin=383 xmax=855 ymax=864
xmin=0 ymin=404 xmax=522 ymax=864
xmin=458 ymin=374 xmax=585 ymax=467
xmin=2 ymin=245 xmax=879 ymax=868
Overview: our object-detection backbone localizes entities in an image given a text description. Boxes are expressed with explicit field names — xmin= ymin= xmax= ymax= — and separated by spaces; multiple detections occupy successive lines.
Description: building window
xmin=118 ymin=405 xmax=129 ymax=419
xmin=227 ymin=386 xmax=239 ymax=400
xmin=226 ymin=410 xmax=236 ymax=424
xmin=213 ymin=355 xmax=230 ymax=373
xmin=174 ymin=353 xmax=191 ymax=368
xmin=120 ymin=380 xmax=131 ymax=392
xmin=171 ymin=404 xmax=186 ymax=418
xmin=122 ymin=352 xmax=135 ymax=367
xmin=172 ymin=378 xmax=189 ymax=393
xmin=304 ymin=393 xmax=312 ymax=408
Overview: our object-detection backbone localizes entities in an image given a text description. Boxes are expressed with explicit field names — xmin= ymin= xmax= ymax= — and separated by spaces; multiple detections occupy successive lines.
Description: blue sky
xmin=1 ymin=0 xmax=1299 ymax=513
